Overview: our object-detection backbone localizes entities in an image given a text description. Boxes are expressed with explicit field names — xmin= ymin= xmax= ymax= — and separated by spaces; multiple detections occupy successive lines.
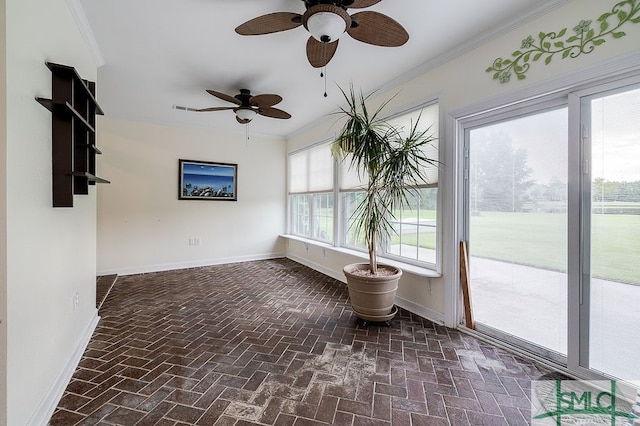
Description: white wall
xmin=4 ymin=0 xmax=99 ymax=424
xmin=97 ymin=118 xmax=286 ymax=275
xmin=285 ymin=0 xmax=640 ymax=326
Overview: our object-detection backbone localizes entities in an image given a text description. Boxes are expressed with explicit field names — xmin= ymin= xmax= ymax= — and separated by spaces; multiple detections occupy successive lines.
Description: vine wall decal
xmin=486 ymin=0 xmax=640 ymax=83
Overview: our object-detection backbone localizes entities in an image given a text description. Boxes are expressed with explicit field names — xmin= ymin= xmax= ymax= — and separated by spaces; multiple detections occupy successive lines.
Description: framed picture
xmin=179 ymin=159 xmax=237 ymax=201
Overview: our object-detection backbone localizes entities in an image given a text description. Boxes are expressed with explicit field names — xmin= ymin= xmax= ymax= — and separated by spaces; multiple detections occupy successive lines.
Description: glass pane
xmin=342 ymin=191 xmax=366 ymax=249
xmin=388 ymin=187 xmax=438 ymax=264
xmin=469 ymin=108 xmax=568 ymax=356
xmin=312 ymin=193 xmax=334 ymax=242
xmin=290 ymin=194 xmax=310 ymax=237
xmin=588 ymin=87 xmax=640 ymax=382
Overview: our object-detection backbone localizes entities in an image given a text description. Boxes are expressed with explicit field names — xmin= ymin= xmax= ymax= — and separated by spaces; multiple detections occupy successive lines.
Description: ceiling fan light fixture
xmin=235 ymin=108 xmax=257 ymax=122
xmin=306 ymin=10 xmax=348 ymax=43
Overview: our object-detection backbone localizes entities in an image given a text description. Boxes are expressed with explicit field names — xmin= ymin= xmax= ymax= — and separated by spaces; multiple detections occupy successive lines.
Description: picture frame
xmin=179 ymin=159 xmax=237 ymax=201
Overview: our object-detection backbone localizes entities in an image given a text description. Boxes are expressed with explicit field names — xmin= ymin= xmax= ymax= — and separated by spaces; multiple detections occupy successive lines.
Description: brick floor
xmin=50 ymin=258 xmax=556 ymax=425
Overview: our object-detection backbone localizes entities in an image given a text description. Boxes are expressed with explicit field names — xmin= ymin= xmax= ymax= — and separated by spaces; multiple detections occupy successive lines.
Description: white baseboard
xmin=29 ymin=311 xmax=100 ymax=426
xmin=395 ymin=296 xmax=445 ymax=325
xmin=286 ymin=254 xmax=445 ymax=325
xmin=97 ymin=252 xmax=286 ymax=276
xmin=286 ymin=253 xmax=347 ymax=284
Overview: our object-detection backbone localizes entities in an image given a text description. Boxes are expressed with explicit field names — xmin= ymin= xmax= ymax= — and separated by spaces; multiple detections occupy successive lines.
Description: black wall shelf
xmin=37 ymin=62 xmax=109 ymax=207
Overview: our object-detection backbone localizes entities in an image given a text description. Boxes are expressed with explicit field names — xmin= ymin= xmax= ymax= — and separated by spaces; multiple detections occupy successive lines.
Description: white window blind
xmin=388 ymin=103 xmax=439 ymax=187
xmin=289 ymin=143 xmax=333 ymax=193
xmin=339 ymin=103 xmax=439 ymax=190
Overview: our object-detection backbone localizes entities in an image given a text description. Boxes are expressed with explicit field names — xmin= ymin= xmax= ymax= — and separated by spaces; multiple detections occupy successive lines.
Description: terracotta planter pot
xmin=343 ymin=263 xmax=401 ymax=322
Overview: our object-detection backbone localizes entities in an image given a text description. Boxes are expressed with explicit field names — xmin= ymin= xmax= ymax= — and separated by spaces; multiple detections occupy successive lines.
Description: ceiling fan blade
xmin=250 ymin=94 xmax=282 ymax=108
xmin=306 ymin=37 xmax=339 ymax=68
xmin=258 ymin=107 xmax=291 ymax=119
xmin=347 ymin=11 xmax=409 ymax=47
xmin=236 ymin=116 xmax=251 ymax=124
xmin=206 ymin=90 xmax=242 ymax=105
xmin=196 ymin=106 xmax=236 ymax=112
xmin=348 ymin=0 xmax=381 ymax=8
xmin=235 ymin=12 xmax=303 ymax=35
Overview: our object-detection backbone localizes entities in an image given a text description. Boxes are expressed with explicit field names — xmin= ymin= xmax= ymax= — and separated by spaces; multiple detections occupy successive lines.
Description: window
xmin=288 ymin=143 xmax=334 ymax=242
xmin=287 ymin=102 xmax=440 ymax=270
xmin=339 ymin=103 xmax=440 ymax=268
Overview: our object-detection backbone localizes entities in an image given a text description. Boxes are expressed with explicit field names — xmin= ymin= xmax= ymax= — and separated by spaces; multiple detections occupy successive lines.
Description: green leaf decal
xmin=486 ymin=0 xmax=640 ymax=84
xmin=598 ymin=12 xmax=612 ymax=21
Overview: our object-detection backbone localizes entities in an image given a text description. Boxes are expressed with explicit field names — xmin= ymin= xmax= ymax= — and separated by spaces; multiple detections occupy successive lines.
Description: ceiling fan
xmin=235 ymin=0 xmax=409 ymax=68
xmin=194 ymin=89 xmax=291 ymax=124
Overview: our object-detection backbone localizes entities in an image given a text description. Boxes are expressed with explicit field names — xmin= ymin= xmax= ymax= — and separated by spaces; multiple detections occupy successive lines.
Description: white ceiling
xmin=80 ymin=0 xmax=565 ymax=139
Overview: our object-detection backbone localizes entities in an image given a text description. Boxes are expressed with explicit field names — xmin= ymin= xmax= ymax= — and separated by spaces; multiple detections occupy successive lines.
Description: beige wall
xmin=4 ymin=0 xmax=98 ymax=423
xmin=96 ymin=118 xmax=287 ymax=275
xmin=285 ymin=0 xmax=640 ymax=325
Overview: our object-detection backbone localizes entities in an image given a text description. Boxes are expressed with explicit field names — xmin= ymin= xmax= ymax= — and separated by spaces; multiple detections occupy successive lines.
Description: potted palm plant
xmin=331 ymin=85 xmax=438 ymax=324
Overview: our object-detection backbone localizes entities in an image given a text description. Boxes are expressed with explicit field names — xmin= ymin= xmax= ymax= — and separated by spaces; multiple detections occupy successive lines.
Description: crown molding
xmin=377 ymin=0 xmax=573 ymax=95
xmin=66 ymin=0 xmax=105 ymax=67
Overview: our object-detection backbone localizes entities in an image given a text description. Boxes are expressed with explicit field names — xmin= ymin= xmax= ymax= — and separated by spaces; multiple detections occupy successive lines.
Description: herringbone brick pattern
xmin=50 ymin=258 xmax=554 ymax=425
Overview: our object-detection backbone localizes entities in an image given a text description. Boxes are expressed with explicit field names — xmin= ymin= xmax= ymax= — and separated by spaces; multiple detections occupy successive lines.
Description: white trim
xmin=65 ymin=0 xmax=105 ymax=67
xmin=375 ymin=0 xmax=571 ymax=97
xmin=29 ymin=311 xmax=100 ymax=426
xmin=443 ymin=113 xmax=463 ymax=328
xmin=98 ymin=252 xmax=285 ymax=276
xmin=458 ymin=326 xmax=639 ymax=391
xmin=395 ymin=296 xmax=445 ymax=325
xmin=281 ymin=234 xmax=441 ymax=278
xmin=459 ymin=326 xmax=582 ymax=380
xmin=286 ymin=252 xmax=346 ymax=284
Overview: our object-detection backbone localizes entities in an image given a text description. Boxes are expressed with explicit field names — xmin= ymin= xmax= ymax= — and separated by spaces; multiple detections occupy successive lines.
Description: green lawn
xmin=321 ymin=205 xmax=640 ymax=285
xmin=469 ymin=212 xmax=640 ymax=285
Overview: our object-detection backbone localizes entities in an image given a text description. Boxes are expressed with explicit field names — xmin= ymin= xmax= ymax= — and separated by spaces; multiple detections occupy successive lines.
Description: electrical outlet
xmin=72 ymin=292 xmax=80 ymax=311
xmin=188 ymin=237 xmax=202 ymax=246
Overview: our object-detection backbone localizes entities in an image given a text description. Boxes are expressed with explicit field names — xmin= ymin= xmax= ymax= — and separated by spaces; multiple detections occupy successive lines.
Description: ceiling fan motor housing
xmin=303 ymin=5 xmax=351 ymax=43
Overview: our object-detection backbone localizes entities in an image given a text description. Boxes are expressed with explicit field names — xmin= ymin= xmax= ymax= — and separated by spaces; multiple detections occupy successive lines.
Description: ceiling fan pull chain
xmin=323 ymin=66 xmax=328 ymax=98
xmin=246 ymin=121 xmax=250 ymax=146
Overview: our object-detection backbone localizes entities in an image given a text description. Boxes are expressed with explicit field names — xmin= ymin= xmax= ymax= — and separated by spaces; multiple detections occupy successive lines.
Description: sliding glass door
xmin=467 ymin=106 xmax=568 ymax=359
xmin=579 ymin=84 xmax=640 ymax=382
xmin=464 ymin=78 xmax=640 ymax=384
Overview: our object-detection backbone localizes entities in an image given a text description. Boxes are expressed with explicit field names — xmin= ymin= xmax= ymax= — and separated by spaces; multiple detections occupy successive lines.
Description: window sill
xmin=280 ymin=234 xmax=441 ymax=278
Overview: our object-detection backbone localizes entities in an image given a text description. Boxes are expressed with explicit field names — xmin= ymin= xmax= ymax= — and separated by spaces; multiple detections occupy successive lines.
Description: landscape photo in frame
xmin=179 ymin=159 xmax=237 ymax=201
